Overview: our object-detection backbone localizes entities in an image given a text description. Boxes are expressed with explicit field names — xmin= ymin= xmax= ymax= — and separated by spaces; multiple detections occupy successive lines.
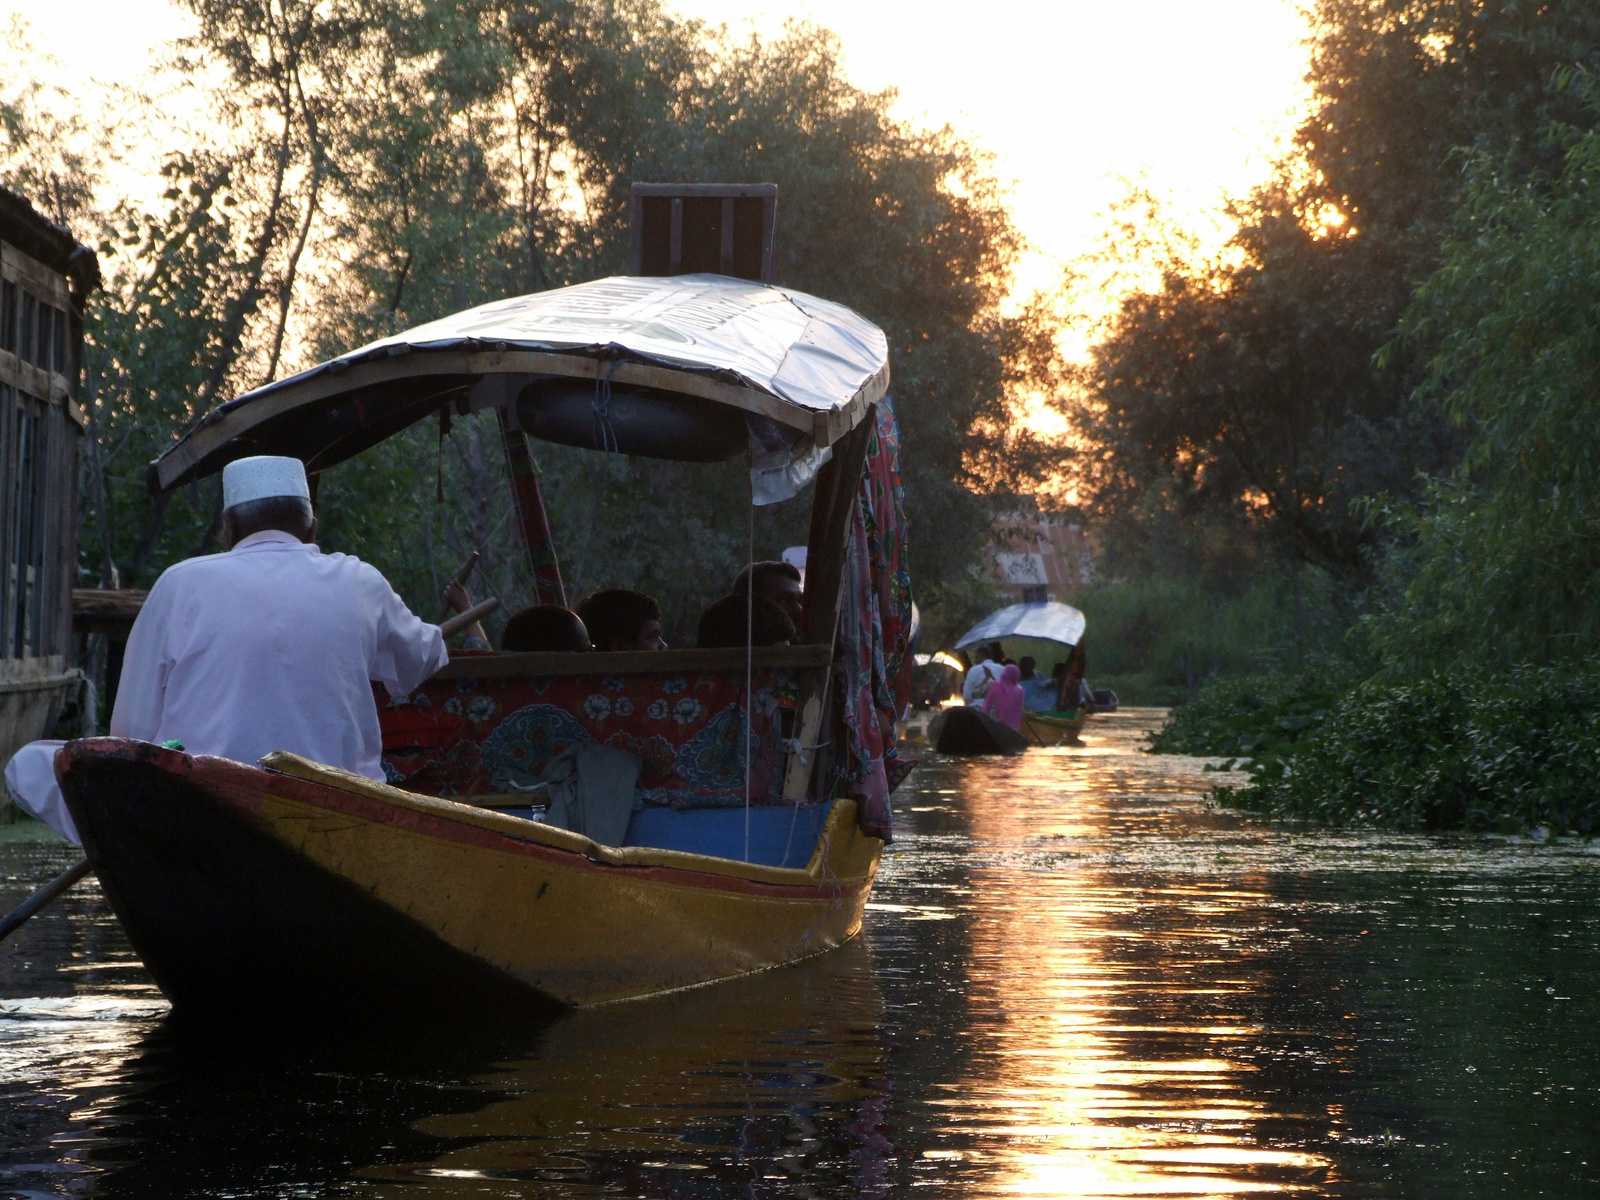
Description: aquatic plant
xmin=1159 ymin=661 xmax=1600 ymax=835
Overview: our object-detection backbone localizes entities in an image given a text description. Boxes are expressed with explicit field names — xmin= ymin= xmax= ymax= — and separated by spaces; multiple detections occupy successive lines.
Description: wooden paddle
xmin=440 ymin=597 xmax=500 ymax=638
xmin=0 ymin=857 xmax=91 ymax=943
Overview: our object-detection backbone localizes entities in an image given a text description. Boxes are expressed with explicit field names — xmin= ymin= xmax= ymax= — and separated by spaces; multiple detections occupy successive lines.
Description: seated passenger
xmin=578 ymin=588 xmax=668 ymax=652
xmin=501 ymin=605 xmax=591 ymax=652
xmin=1018 ymin=655 xmax=1057 ymax=711
xmin=696 ymin=593 xmax=796 ymax=648
xmin=732 ymin=561 xmax=805 ymax=630
xmin=982 ymin=663 xmax=1026 ymax=731
xmin=962 ymin=643 xmax=1005 ymax=705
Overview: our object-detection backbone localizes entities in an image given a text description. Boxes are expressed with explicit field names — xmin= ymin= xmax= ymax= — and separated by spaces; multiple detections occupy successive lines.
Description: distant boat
xmin=1019 ymin=707 xmax=1088 ymax=746
xmin=954 ymin=600 xmax=1097 ymax=748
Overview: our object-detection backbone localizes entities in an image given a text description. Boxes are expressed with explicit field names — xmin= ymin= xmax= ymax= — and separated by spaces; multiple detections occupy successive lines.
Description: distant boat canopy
xmin=955 ymin=601 xmax=1086 ymax=650
xmin=149 ymin=274 xmax=890 ymax=505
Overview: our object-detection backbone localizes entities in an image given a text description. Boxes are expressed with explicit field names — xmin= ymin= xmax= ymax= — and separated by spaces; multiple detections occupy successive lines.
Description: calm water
xmin=3 ymin=709 xmax=1598 ymax=1198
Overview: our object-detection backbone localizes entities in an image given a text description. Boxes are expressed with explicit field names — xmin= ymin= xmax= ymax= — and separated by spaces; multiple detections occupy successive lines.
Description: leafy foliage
xmin=1214 ymin=661 xmax=1600 ymax=835
xmin=1146 ymin=669 xmax=1344 ymax=765
xmin=1366 ymin=86 xmax=1600 ymax=669
xmin=1068 ymin=0 xmax=1600 ymax=593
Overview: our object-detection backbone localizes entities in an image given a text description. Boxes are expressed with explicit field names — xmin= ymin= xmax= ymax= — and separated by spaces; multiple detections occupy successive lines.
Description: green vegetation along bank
xmin=1065 ymin=2 xmax=1600 ymax=831
xmin=1152 ymin=662 xmax=1600 ymax=835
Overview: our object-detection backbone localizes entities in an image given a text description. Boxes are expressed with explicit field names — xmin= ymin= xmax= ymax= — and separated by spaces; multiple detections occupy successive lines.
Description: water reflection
xmin=358 ymin=940 xmax=892 ymax=1197
xmin=1 ymin=710 xmax=1598 ymax=1197
xmin=941 ymin=751 xmax=1326 ymax=1196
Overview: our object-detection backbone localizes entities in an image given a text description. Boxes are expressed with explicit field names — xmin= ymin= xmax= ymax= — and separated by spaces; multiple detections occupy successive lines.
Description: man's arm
xmin=109 ymin=579 xmax=172 ymax=742
xmin=371 ymin=571 xmax=448 ymax=696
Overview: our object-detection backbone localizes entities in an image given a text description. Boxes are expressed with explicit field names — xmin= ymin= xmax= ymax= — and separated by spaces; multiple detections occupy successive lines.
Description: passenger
xmin=982 ymin=663 xmax=1026 ymax=731
xmin=577 ymin=588 xmax=667 ymax=652
xmin=1055 ymin=643 xmax=1087 ymax=711
xmin=732 ymin=560 xmax=805 ymax=630
xmin=962 ymin=642 xmax=1005 ymax=705
xmin=1018 ymin=655 xmax=1056 ymax=712
xmin=696 ymin=593 xmax=796 ymax=648
xmin=501 ymin=605 xmax=591 ymax=652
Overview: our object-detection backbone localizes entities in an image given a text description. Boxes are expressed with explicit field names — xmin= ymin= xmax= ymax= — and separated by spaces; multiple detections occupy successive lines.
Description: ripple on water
xmin=1 ymin=709 xmax=1597 ymax=1197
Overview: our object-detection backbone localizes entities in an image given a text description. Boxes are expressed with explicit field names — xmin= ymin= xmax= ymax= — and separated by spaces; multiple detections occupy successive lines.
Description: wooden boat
xmin=1020 ymin=707 xmax=1086 ymax=747
xmin=928 ymin=706 xmax=1029 ymax=756
xmin=60 ymin=263 xmax=914 ymax=1016
xmin=59 ymin=739 xmax=879 ymax=1012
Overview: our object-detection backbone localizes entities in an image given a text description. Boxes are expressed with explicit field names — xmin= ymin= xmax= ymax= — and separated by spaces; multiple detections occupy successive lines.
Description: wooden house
xmin=0 ymin=185 xmax=100 ymax=784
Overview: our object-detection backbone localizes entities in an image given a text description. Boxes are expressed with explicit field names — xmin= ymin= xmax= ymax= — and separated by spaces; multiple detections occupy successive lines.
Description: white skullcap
xmin=222 ymin=456 xmax=311 ymax=509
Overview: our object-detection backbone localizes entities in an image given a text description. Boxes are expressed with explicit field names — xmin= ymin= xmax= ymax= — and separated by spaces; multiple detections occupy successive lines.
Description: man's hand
xmin=441 ymin=581 xmax=489 ymax=647
xmin=443 ymin=580 xmax=473 ymax=615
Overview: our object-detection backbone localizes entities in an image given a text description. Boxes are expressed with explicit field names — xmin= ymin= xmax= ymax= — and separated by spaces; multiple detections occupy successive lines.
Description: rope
xmin=591 ymin=357 xmax=620 ymax=453
xmin=744 ymin=499 xmax=754 ymax=863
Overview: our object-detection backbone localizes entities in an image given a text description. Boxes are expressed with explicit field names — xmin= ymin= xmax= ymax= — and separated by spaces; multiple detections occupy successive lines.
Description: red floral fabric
xmin=836 ymin=397 xmax=916 ymax=841
xmin=379 ymin=659 xmax=791 ymax=808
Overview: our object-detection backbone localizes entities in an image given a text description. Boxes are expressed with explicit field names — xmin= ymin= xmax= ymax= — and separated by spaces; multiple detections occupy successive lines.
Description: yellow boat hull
xmin=58 ymin=739 xmax=881 ymax=1013
xmin=1019 ymin=708 xmax=1086 ymax=746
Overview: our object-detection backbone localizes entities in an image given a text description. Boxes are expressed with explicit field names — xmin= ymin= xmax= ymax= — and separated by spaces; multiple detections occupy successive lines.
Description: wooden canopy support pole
xmin=496 ymin=406 xmax=566 ymax=607
xmin=783 ymin=409 xmax=876 ymax=802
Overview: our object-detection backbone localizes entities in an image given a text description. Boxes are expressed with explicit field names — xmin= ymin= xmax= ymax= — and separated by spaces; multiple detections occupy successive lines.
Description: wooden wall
xmin=0 ymin=232 xmax=84 ymax=760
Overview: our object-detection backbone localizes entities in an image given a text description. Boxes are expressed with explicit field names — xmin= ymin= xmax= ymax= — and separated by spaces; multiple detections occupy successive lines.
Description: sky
xmin=8 ymin=0 xmax=1313 ymax=306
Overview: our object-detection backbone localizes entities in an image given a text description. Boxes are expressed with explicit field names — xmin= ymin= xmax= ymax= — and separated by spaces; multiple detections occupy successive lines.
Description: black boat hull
xmin=928 ymin=706 xmax=1030 ymax=756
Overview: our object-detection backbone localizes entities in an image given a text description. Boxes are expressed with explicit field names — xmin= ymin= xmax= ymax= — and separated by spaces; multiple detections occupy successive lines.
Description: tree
xmin=5 ymin=0 xmax=1051 ymax=642
xmin=1070 ymin=0 xmax=1600 ymax=594
xmin=1368 ymin=86 xmax=1600 ymax=668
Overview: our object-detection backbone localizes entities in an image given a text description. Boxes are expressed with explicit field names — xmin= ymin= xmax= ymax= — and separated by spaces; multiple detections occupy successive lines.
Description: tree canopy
xmin=1070 ymin=0 xmax=1600 ymax=597
xmin=3 ymin=0 xmax=1057 ymax=643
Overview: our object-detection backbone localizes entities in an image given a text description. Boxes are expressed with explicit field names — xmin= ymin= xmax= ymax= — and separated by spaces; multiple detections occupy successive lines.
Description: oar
xmin=440 ymin=597 xmax=500 ymax=638
xmin=0 ymin=857 xmax=91 ymax=943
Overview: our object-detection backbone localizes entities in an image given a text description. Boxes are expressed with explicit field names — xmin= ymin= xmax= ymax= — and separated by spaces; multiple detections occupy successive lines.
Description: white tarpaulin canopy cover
xmin=346 ymin=274 xmax=890 ymax=419
xmin=955 ymin=602 xmax=1086 ymax=650
xmin=151 ymin=274 xmax=891 ymax=499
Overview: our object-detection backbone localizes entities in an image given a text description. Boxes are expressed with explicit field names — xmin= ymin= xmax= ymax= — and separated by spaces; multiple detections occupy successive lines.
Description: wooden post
xmin=496 ymin=407 xmax=566 ymax=607
xmin=782 ymin=409 xmax=876 ymax=802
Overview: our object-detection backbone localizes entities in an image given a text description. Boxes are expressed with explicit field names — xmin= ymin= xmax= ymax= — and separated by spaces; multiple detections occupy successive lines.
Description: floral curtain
xmin=835 ymin=396 xmax=915 ymax=841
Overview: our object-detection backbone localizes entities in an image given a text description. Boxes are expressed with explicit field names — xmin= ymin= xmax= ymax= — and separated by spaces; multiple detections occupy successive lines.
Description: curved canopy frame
xmin=150 ymin=274 xmax=890 ymax=494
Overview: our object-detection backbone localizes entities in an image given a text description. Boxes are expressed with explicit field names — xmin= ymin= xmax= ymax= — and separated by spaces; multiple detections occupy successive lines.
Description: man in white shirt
xmin=4 ymin=456 xmax=447 ymax=840
xmin=962 ymin=642 xmax=1005 ymax=706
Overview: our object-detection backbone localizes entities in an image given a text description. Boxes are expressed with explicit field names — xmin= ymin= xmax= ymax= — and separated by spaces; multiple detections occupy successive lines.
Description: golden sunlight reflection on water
xmin=935 ymin=726 xmax=1326 ymax=1197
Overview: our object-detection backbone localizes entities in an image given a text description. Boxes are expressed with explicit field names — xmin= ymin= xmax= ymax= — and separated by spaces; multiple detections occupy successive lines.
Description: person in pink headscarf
xmin=982 ymin=662 xmax=1026 ymax=731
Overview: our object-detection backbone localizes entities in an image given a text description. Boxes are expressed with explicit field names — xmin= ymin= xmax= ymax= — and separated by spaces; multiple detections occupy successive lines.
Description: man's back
xmin=111 ymin=531 xmax=445 ymax=780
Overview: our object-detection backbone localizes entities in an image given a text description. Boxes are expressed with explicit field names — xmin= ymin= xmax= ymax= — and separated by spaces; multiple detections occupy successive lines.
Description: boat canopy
xmin=955 ymin=601 xmax=1086 ymax=650
xmin=149 ymin=274 xmax=891 ymax=501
